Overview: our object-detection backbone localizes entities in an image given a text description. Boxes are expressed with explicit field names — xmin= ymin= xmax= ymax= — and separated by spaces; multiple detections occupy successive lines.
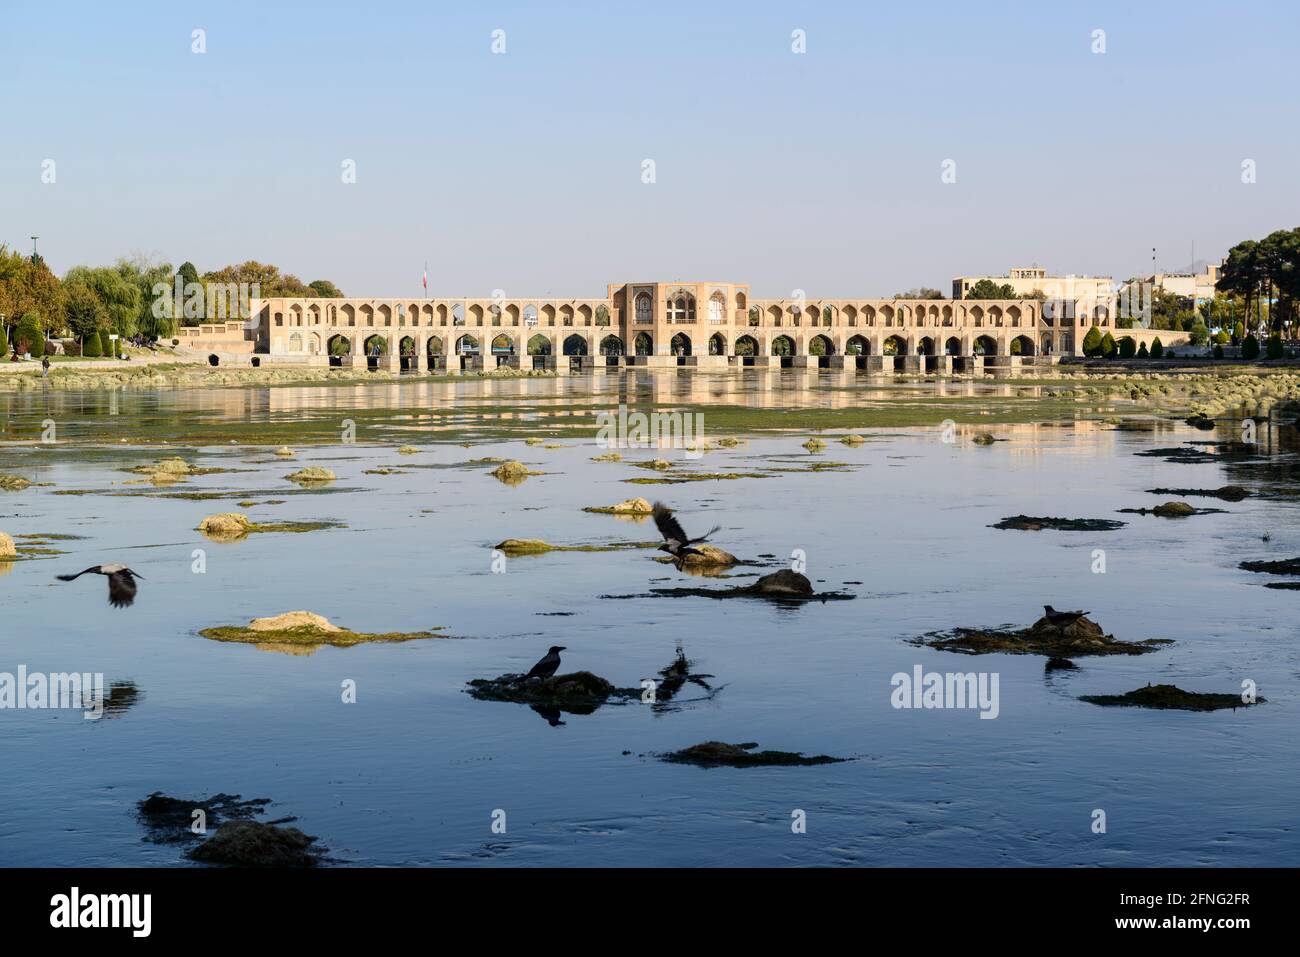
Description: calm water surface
xmin=1 ymin=371 xmax=1297 ymax=866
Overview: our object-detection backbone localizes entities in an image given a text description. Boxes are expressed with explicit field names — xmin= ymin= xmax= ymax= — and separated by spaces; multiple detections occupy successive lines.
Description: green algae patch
xmin=991 ymin=515 xmax=1127 ymax=531
xmin=494 ymin=538 xmax=656 ymax=556
xmin=396 ymin=445 xmax=421 ymax=455
xmin=200 ymin=611 xmax=442 ymax=649
xmin=198 ymin=512 xmax=344 ymax=542
xmin=1239 ymin=556 xmax=1300 ymax=576
xmin=802 ymin=438 xmax=827 ymax=453
xmin=363 ymin=467 xmax=407 ymax=476
xmin=838 ymin=434 xmax=866 ymax=446
xmin=661 ymin=741 xmax=845 ymax=768
xmin=716 ymin=436 xmax=745 ymax=447
xmin=0 ymin=475 xmax=33 ymax=492
xmin=971 ymin=433 xmax=999 ymax=445
xmin=913 ymin=613 xmax=1170 ymax=658
xmin=1080 ymin=684 xmax=1261 ymax=712
xmin=591 ymin=452 xmax=622 ymax=462
xmin=0 ymin=531 xmax=75 ymax=562
xmin=624 ymin=471 xmax=771 ymax=485
xmin=632 ymin=458 xmax=674 ymax=471
xmin=467 ymin=671 xmax=641 ymax=714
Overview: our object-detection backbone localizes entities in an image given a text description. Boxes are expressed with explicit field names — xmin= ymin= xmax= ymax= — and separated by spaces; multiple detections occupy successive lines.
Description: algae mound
xmin=1146 ymin=485 xmax=1249 ymax=502
xmin=274 ymin=447 xmax=295 ymax=457
xmin=838 ymin=434 xmax=866 ymax=446
xmin=915 ymin=613 xmax=1170 ymax=658
xmin=490 ymin=460 xmax=541 ymax=484
xmin=0 ymin=475 xmax=33 ymax=492
xmin=802 ymin=438 xmax=827 ymax=453
xmin=752 ymin=569 xmax=813 ymax=595
xmin=591 ymin=452 xmax=622 ymax=462
xmin=188 ymin=820 xmax=322 ymax=867
xmin=1080 ymin=683 xmax=1261 ymax=712
xmin=200 ymin=611 xmax=441 ymax=648
xmin=991 ymin=515 xmax=1127 ymax=532
xmin=494 ymin=538 xmax=655 ymax=556
xmin=1117 ymin=501 xmax=1223 ymax=517
xmin=1239 ymin=556 xmax=1300 ymax=576
xmin=197 ymin=512 xmax=342 ymax=542
xmin=583 ymin=497 xmax=654 ymax=515
xmin=396 ymin=445 xmax=421 ymax=454
xmin=971 ymin=433 xmax=998 ymax=445
xmin=286 ymin=467 xmax=336 ymax=485
xmin=716 ymin=437 xmax=745 ymax=447
xmin=0 ymin=531 xmax=14 ymax=558
xmin=661 ymin=741 xmax=844 ymax=768
xmin=653 ymin=543 xmax=739 ymax=567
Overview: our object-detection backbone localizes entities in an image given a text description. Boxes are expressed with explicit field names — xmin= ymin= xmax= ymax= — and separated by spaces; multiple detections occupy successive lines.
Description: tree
xmin=1118 ymin=336 xmax=1136 ymax=359
xmin=895 ymin=287 xmax=945 ymax=300
xmin=15 ymin=313 xmax=44 ymax=357
xmin=63 ymin=266 xmax=140 ymax=341
xmin=0 ymin=246 xmax=64 ymax=345
xmin=82 ymin=327 xmax=103 ymax=357
xmin=1188 ymin=321 xmax=1210 ymax=346
xmin=1213 ymin=344 xmax=1224 ymax=359
xmin=1150 ymin=337 xmax=1164 ymax=358
xmin=1233 ymin=321 xmax=1245 ymax=343
xmin=116 ymin=256 xmax=175 ymax=341
xmin=1082 ymin=326 xmax=1103 ymax=357
xmin=64 ymin=281 xmax=108 ymax=346
xmin=308 ymin=279 xmax=344 ymax=298
xmin=1242 ymin=334 xmax=1260 ymax=359
xmin=1137 ymin=342 xmax=1149 ymax=358
xmin=965 ymin=279 xmax=1017 ymax=300
xmin=1266 ymin=334 xmax=1284 ymax=359
xmin=1100 ymin=332 xmax=1117 ymax=358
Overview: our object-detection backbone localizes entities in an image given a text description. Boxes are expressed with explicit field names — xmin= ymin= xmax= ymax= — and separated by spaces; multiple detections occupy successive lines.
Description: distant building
xmin=952 ymin=267 xmax=1116 ymax=318
xmin=1140 ymin=264 xmax=1221 ymax=303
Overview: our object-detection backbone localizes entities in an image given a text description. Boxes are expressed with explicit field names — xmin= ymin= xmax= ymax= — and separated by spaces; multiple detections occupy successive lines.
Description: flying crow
xmin=57 ymin=565 xmax=143 ymax=608
xmin=652 ymin=502 xmax=721 ymax=560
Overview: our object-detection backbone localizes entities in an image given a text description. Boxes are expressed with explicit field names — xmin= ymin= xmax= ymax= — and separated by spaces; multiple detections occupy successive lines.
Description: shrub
xmin=82 ymin=331 xmax=103 ymax=357
xmin=1233 ymin=321 xmax=1245 ymax=343
xmin=1213 ymin=330 xmax=1230 ymax=345
xmin=1266 ymin=334 xmax=1284 ymax=360
xmin=1242 ymin=334 xmax=1260 ymax=360
xmin=1118 ymin=337 xmax=1136 ymax=359
xmin=1151 ymin=338 xmax=1164 ymax=358
xmin=1137 ymin=342 xmax=1149 ymax=358
xmin=1100 ymin=332 xmax=1117 ymax=358
xmin=1082 ymin=326 xmax=1103 ymax=357
xmin=1189 ymin=322 xmax=1209 ymax=346
xmin=1213 ymin=344 xmax=1224 ymax=359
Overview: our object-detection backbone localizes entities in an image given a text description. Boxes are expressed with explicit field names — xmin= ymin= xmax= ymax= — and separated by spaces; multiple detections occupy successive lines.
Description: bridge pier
xmin=863 ymin=355 xmax=896 ymax=373
xmin=926 ymin=355 xmax=953 ymax=374
xmin=900 ymin=355 xmax=925 ymax=374
xmin=951 ymin=356 xmax=984 ymax=374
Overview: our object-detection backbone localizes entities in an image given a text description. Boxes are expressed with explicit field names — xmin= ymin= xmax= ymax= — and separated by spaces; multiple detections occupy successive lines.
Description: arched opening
xmin=491 ymin=333 xmax=515 ymax=368
xmin=364 ymin=334 xmax=388 ymax=370
xmin=451 ymin=303 xmax=465 ymax=326
xmin=522 ymin=305 xmax=539 ymax=327
xmin=734 ymin=335 xmax=758 ymax=364
xmin=808 ymin=334 xmax=834 ymax=356
xmin=916 ymin=336 xmax=934 ymax=356
xmin=634 ymin=332 xmax=653 ymax=357
xmin=708 ymin=291 xmax=725 ymax=324
xmin=562 ymin=334 xmax=587 ymax=356
xmin=599 ymin=334 xmax=623 ymax=364
xmin=883 ymin=335 xmax=906 ymax=356
xmin=528 ymin=334 xmax=552 ymax=356
xmin=846 ymin=335 xmax=870 ymax=356
xmin=708 ymin=333 xmax=726 ymax=356
xmin=666 ymin=294 xmax=695 ymax=323
xmin=328 ymin=334 xmax=351 ymax=368
xmin=945 ymin=336 xmax=962 ymax=356
xmin=426 ymin=335 xmax=444 ymax=371
xmin=341 ymin=304 xmax=355 ymax=326
xmin=670 ymin=333 xmax=692 ymax=358
xmin=289 ymin=332 xmax=303 ymax=353
xmin=1011 ymin=335 xmax=1035 ymax=357
xmin=974 ymin=335 xmax=998 ymax=356
xmin=634 ymin=291 xmax=652 ymax=324
xmin=399 ymin=335 xmax=417 ymax=372
xmin=771 ymin=335 xmax=795 ymax=368
xmin=456 ymin=334 xmax=480 ymax=355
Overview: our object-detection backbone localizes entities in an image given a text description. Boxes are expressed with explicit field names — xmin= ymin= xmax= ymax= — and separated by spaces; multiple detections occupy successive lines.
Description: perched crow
xmin=1043 ymin=605 xmax=1088 ymax=626
xmin=57 ymin=565 xmax=143 ymax=608
xmin=524 ymin=645 xmax=566 ymax=681
xmin=652 ymin=502 xmax=721 ymax=559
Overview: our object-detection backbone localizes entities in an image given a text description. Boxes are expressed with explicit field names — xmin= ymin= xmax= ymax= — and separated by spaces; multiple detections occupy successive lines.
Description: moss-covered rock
xmin=583 ymin=497 xmax=654 ymax=515
xmin=1154 ymin=500 xmax=1196 ymax=517
xmin=971 ymin=433 xmax=998 ymax=445
xmin=286 ymin=467 xmax=336 ymax=485
xmin=467 ymin=670 xmax=641 ymax=714
xmin=914 ymin=613 xmax=1170 ymax=657
xmin=200 ymin=611 xmax=441 ymax=648
xmin=490 ymin=460 xmax=540 ymax=484
xmin=838 ymin=434 xmax=866 ymax=446
xmin=661 ymin=741 xmax=845 ymax=767
xmin=1080 ymin=683 xmax=1261 ymax=712
xmin=188 ymin=820 xmax=322 ymax=867
xmin=680 ymin=543 xmax=740 ymax=566
xmin=802 ymin=438 xmax=827 ymax=453
xmin=753 ymin=569 xmax=813 ymax=595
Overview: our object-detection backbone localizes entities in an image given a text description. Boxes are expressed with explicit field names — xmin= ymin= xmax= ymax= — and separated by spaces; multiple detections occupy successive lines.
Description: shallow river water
xmin=1 ymin=371 xmax=1297 ymax=866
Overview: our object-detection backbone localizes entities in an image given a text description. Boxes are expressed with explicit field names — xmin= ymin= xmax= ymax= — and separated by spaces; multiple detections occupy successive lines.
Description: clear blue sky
xmin=3 ymin=0 xmax=1297 ymax=298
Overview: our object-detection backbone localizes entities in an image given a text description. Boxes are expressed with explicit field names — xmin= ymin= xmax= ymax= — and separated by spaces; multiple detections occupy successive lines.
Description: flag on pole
xmin=422 ymin=263 xmax=428 ymax=297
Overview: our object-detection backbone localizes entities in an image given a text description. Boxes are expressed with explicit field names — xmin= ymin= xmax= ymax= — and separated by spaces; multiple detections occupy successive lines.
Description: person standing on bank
xmin=41 ymin=356 xmax=50 ymax=377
